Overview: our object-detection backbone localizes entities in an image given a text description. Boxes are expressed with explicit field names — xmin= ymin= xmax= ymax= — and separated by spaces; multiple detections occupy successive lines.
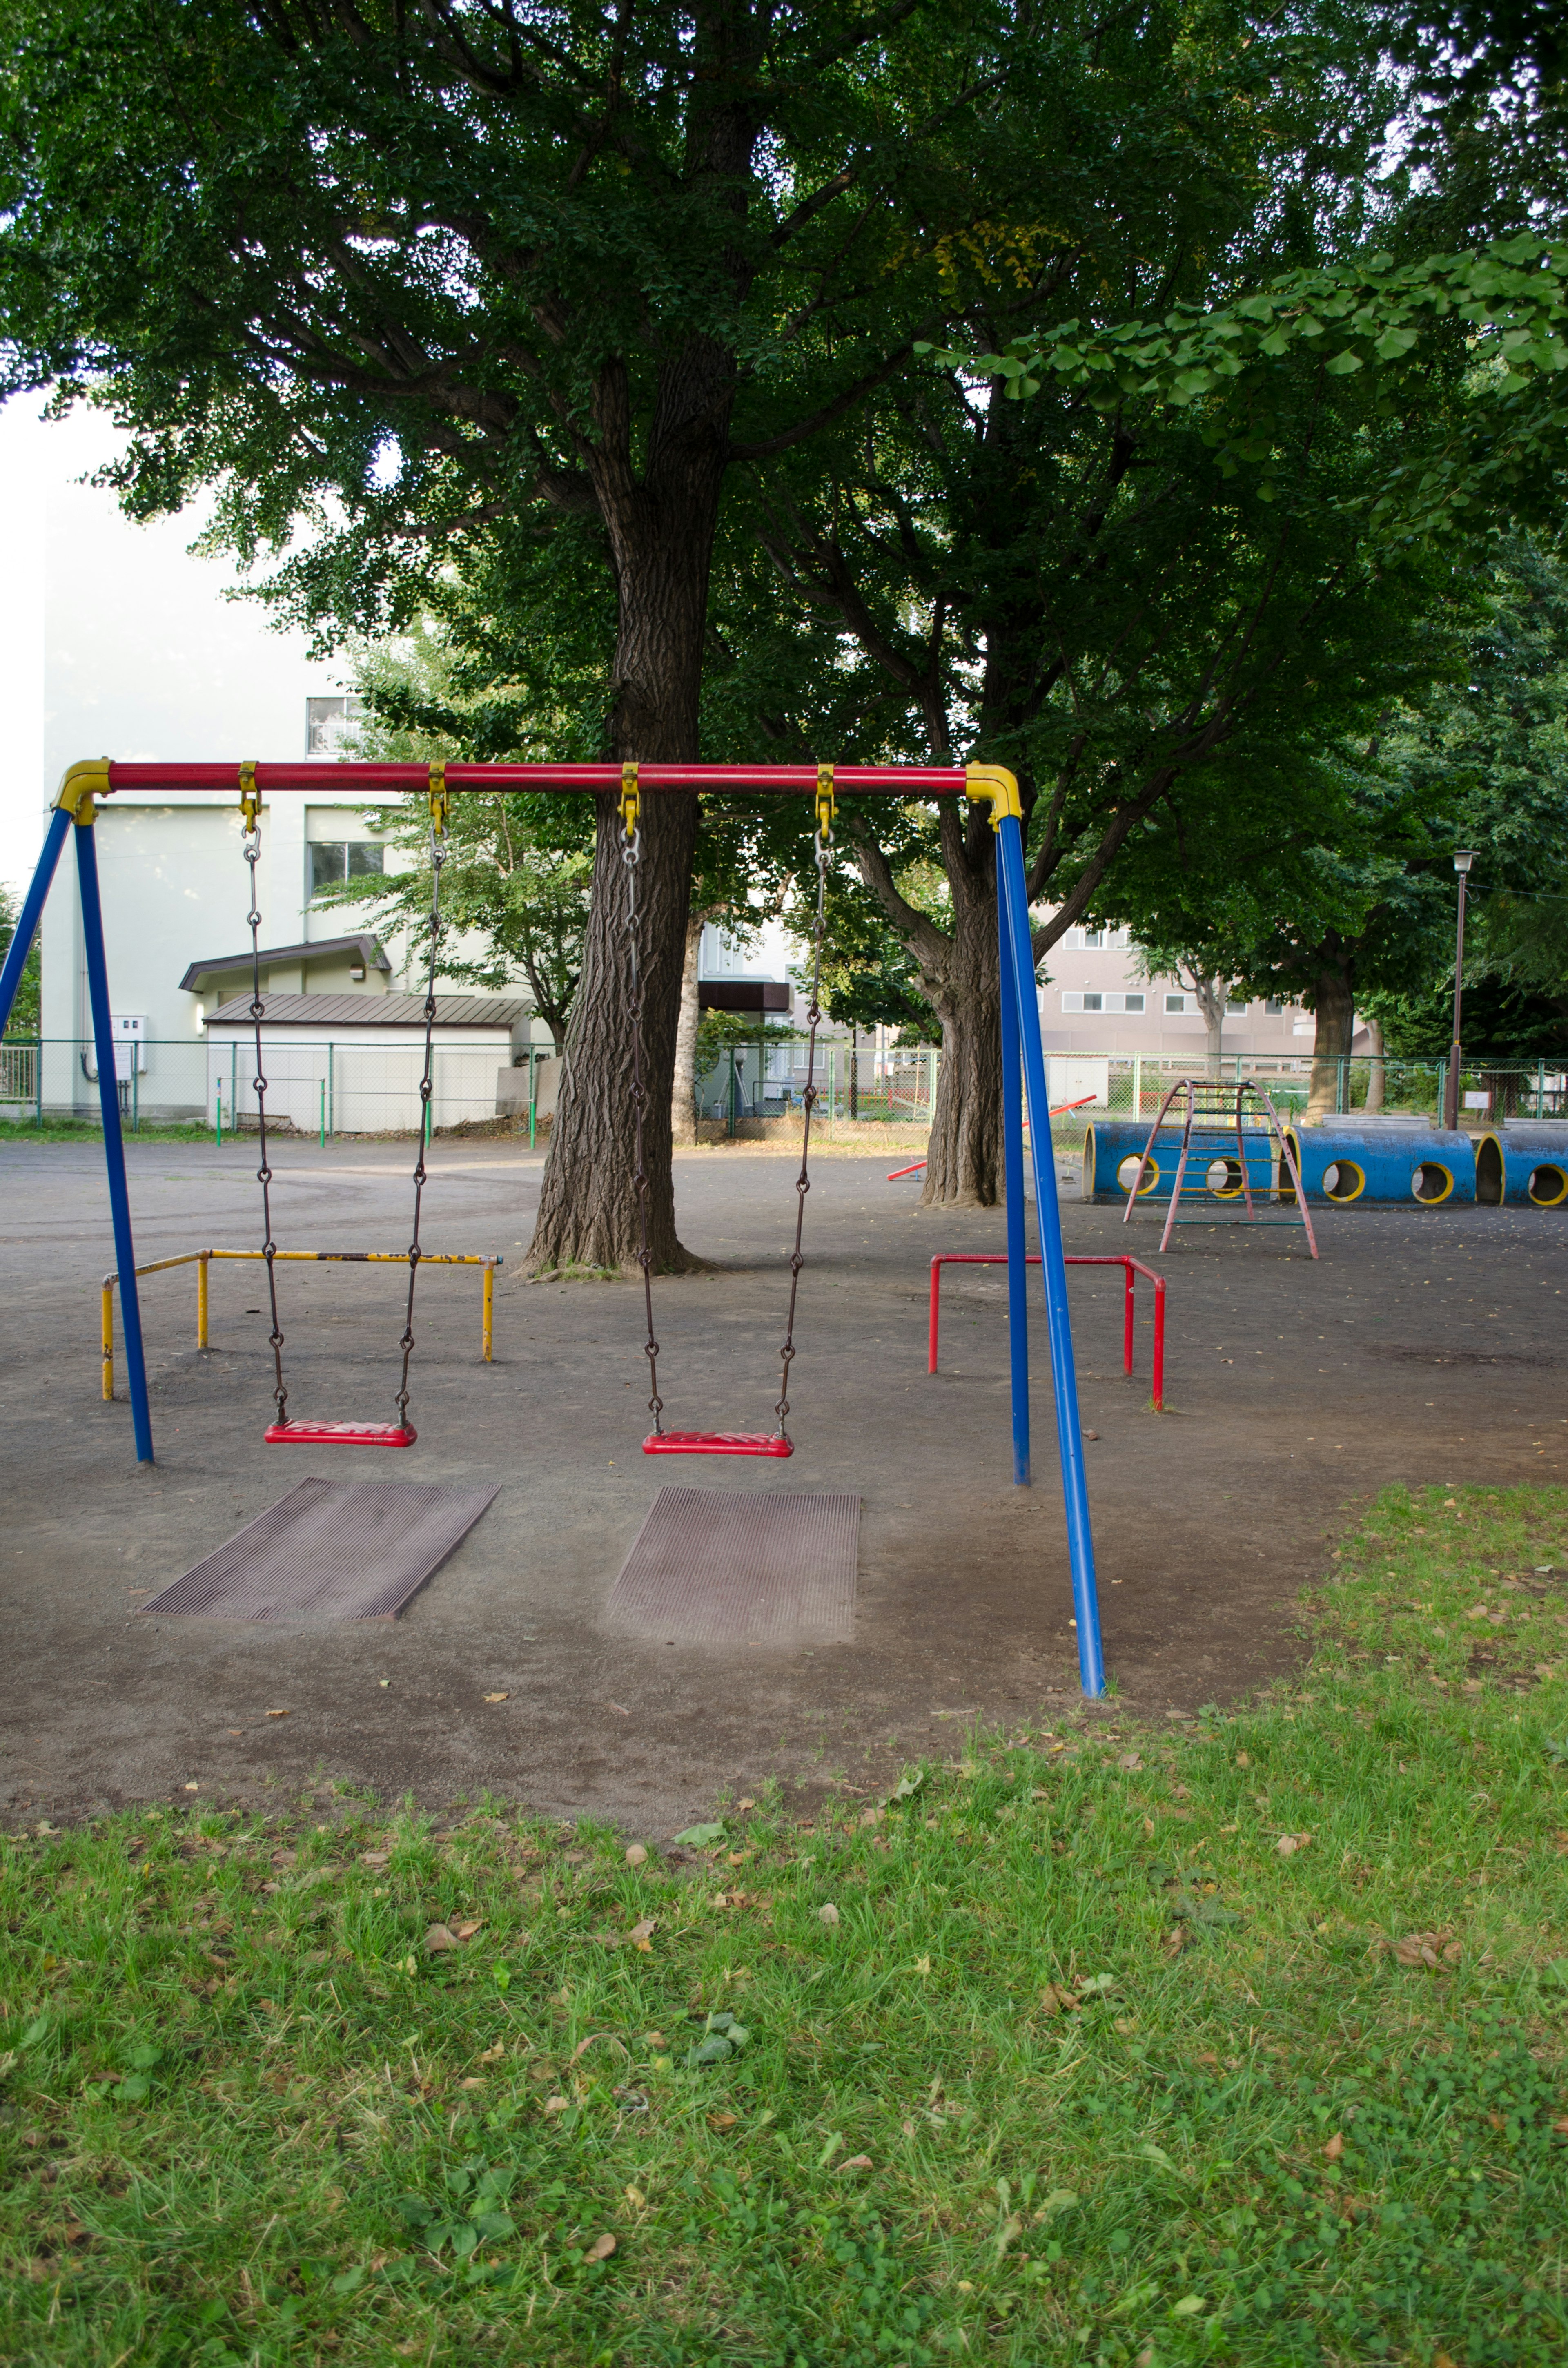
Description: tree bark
xmin=670 ymin=909 xmax=706 ymax=1147
xmin=1363 ymin=1015 xmax=1385 ymax=1111
xmin=1306 ymin=965 xmax=1356 ymax=1119
xmin=1187 ymin=975 xmax=1227 ymax=1075
xmin=920 ymin=880 xmax=1004 ymax=1206
xmin=527 ymin=333 xmax=737 ymax=1271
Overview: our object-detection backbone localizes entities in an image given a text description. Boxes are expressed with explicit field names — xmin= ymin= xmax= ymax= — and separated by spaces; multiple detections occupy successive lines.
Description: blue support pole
xmin=0 ymin=806 xmax=72 ymax=1038
xmin=74 ymin=816 xmax=155 ymax=1465
xmin=994 ymin=812 xmax=1105 ymax=1697
xmin=997 ymin=880 xmax=1031 ymax=1487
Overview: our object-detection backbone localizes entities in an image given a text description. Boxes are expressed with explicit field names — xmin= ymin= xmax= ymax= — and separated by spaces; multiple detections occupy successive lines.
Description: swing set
xmin=0 ymin=756 xmax=1108 ymax=1696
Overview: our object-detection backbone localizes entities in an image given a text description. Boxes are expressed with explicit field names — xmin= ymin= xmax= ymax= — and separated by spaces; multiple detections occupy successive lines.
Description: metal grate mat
xmin=604 ymin=1485 xmax=859 ymax=1645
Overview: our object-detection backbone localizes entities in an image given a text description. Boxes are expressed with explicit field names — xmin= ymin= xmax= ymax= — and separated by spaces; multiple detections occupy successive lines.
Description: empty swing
xmin=623 ymin=765 xmax=835 ymax=1459
xmin=237 ymin=761 xmax=450 ymax=1448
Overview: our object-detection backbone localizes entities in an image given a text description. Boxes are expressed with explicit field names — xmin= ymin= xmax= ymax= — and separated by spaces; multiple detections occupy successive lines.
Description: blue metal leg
xmin=75 ymin=820 xmax=154 ymax=1465
xmin=0 ymin=807 xmax=71 ymax=1037
xmin=998 ymin=882 xmax=1031 ymax=1486
xmin=994 ymin=814 xmax=1105 ymax=1696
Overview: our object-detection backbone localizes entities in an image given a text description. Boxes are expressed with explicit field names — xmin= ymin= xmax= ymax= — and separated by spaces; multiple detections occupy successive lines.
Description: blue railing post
xmin=997 ymin=881 xmax=1031 ymax=1487
xmin=993 ymin=811 xmax=1105 ymax=1697
xmin=74 ymin=816 xmax=155 ymax=1465
xmin=0 ymin=806 xmax=72 ymax=1039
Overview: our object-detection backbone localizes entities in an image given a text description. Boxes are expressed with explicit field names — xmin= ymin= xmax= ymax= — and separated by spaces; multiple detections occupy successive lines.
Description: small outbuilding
xmin=203 ymin=992 xmax=532 ymax=1135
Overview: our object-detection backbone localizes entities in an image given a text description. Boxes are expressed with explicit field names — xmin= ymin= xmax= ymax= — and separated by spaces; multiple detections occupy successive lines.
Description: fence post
xmin=35 ymin=1038 xmax=43 ymax=1131
xmin=1131 ymin=1050 xmax=1142 ymax=1119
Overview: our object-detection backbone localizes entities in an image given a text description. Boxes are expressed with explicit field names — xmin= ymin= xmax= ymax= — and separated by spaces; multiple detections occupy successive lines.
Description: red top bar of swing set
xmin=99 ymin=761 xmax=975 ymax=795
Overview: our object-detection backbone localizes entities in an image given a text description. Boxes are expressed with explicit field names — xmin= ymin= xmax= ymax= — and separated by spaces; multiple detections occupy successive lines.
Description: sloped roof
xmin=206 ymin=993 xmax=530 ymax=1029
xmin=180 ymin=935 xmax=390 ymax=990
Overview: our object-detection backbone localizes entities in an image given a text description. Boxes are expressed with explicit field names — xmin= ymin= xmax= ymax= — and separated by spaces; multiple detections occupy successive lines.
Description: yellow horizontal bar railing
xmin=101 ymin=1249 xmax=500 ymax=1403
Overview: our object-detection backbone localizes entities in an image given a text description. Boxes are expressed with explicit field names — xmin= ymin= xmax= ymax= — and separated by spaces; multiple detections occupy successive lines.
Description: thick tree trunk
xmin=920 ymin=874 xmax=1004 ymax=1207
xmin=1363 ymin=1015 xmax=1385 ymax=1112
xmin=1306 ymin=967 xmax=1356 ymax=1119
xmin=527 ymin=337 xmax=735 ymax=1273
xmin=670 ymin=910 xmax=705 ymax=1146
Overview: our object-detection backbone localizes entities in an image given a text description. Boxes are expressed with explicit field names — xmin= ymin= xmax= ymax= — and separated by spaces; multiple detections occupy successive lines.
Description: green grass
xmin=3 ymin=1484 xmax=1567 ymax=2366
xmin=0 ymin=1118 xmax=223 ymax=1145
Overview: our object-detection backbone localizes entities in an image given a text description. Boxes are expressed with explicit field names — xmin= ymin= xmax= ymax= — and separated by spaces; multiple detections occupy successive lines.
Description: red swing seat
xmin=643 ymin=1431 xmax=793 ymax=1458
xmin=266 ymin=1422 xmax=417 ymax=1447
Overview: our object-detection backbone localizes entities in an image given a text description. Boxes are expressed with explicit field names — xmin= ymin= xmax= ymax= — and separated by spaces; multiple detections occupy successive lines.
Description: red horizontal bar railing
xmin=887 ymin=1092 xmax=1097 ymax=1181
xmin=927 ymin=1253 xmax=1166 ymax=1411
xmin=102 ymin=761 xmax=973 ymax=796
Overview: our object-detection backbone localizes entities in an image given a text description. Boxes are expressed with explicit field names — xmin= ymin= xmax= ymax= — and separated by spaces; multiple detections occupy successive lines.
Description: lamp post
xmin=1443 ymin=850 xmax=1475 ymax=1132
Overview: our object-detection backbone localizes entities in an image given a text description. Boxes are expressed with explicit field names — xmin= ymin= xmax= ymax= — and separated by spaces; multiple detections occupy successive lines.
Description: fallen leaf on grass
xmin=841 ymin=2155 xmax=873 ymax=2171
xmin=1276 ymin=1833 xmax=1312 ymax=1858
xmin=1323 ymin=2133 xmax=1344 ymax=2161
xmin=624 ymin=2185 xmax=646 ymax=2209
xmin=583 ymin=2233 xmax=616 ymax=2262
xmin=265 ymin=1709 xmax=290 ymax=1719
xmin=359 ymin=1851 xmax=390 ymax=1871
xmin=451 ymin=1919 xmax=483 ymax=1942
xmin=888 ymin=1772 xmax=925 ymax=1802
xmin=1118 ymin=1752 xmax=1143 ymax=1771
xmin=628 ymin=1917 xmax=657 ymax=1953
xmin=1038 ymin=1984 xmax=1080 ymax=2016
xmin=817 ymin=1903 xmax=840 ymax=1928
xmin=1161 ymin=1926 xmax=1188 ymax=1957
xmin=424 ymin=1924 xmax=460 ymax=1953
xmin=707 ymin=2112 xmax=739 ymax=2132
xmin=673 ymin=1822 xmax=725 ymax=1848
xmin=625 ymin=1844 xmax=648 ymax=1868
xmin=483 ymin=1692 xmax=510 ymax=1704
xmin=542 ymin=2096 xmax=569 ymax=2116
xmin=1390 ymin=1929 xmax=1461 ymax=1968
xmin=458 ymin=2076 xmax=486 ymax=2090
xmin=477 ymin=2042 xmax=506 ymax=2064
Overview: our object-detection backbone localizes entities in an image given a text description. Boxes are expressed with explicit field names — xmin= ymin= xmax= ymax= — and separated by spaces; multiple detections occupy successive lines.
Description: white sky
xmin=0 ymin=395 xmax=350 ymax=897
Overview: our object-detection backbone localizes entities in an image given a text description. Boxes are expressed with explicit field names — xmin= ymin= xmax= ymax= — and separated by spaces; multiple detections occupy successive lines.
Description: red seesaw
xmin=928 ymin=1253 xmax=1165 ymax=1411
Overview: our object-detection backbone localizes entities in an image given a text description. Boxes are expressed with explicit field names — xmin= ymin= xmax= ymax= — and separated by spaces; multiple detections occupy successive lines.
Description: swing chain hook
xmin=395 ymin=765 xmax=447 ymax=1428
xmin=774 ymin=767 xmax=834 ymax=1436
xmin=621 ymin=770 xmax=663 ymax=1431
xmin=238 ymin=762 xmax=287 ymax=1426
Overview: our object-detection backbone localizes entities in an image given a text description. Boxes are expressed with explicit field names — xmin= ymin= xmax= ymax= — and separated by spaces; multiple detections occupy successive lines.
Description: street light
xmin=1444 ymin=850 xmax=1476 ymax=1131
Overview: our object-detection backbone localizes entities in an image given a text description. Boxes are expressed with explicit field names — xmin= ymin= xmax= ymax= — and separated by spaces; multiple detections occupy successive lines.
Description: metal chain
xmin=242 ymin=808 xmax=288 ymax=1429
xmin=775 ymin=815 xmax=832 ymax=1437
xmin=395 ymin=817 xmax=445 ymax=1427
xmin=623 ymin=823 xmax=664 ymax=1432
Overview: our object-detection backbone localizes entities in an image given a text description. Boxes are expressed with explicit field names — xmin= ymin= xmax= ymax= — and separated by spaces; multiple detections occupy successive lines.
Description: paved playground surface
xmin=1 ymin=1138 xmax=1563 ymax=1835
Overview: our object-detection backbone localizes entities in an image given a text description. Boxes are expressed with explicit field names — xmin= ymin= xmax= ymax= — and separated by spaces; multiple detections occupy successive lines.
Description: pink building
xmin=1040 ymin=921 xmax=1358 ymax=1064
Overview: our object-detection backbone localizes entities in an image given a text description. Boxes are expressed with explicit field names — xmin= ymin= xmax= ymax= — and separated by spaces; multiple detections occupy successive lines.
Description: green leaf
xmin=19 ymin=2019 xmax=48 ymax=2050
xmin=126 ymin=2045 xmax=162 ymax=2070
xmin=117 ymin=2074 xmax=151 ymax=2103
xmin=330 ymin=2268 xmax=364 ymax=2295
xmin=684 ymin=2036 xmax=733 ymax=2067
xmin=889 ymin=1771 xmax=925 ymax=1801
xmin=672 ymin=1823 xmax=725 ymax=1847
xmin=1325 ymin=350 xmax=1363 ymax=375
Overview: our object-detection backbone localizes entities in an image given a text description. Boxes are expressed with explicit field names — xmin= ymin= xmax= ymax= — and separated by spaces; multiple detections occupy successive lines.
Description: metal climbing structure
xmin=1123 ymin=1076 xmax=1318 ymax=1258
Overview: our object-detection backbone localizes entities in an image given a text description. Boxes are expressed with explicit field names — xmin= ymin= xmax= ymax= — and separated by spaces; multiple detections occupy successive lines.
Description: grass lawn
xmin=3 ymin=1484 xmax=1566 ymax=2366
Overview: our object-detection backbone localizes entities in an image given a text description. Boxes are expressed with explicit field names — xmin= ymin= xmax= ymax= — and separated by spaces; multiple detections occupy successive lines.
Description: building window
xmin=1062 ymin=990 xmax=1143 ymax=1014
xmin=1165 ymin=992 xmax=1187 ymax=1013
xmin=1226 ymin=997 xmax=1249 ymax=1016
xmin=1122 ymin=992 xmax=1145 ymax=1014
xmin=1264 ymin=998 xmax=1285 ymax=1014
xmin=305 ymin=695 xmax=366 ymax=755
xmin=309 ymin=841 xmax=384 ymax=896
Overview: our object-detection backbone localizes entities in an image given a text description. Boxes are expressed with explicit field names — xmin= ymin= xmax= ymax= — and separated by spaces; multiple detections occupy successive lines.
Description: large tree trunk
xmin=527 ymin=337 xmax=735 ymax=1273
xmin=1363 ymin=1015 xmax=1385 ymax=1112
xmin=1306 ymin=966 xmax=1356 ymax=1119
xmin=920 ymin=885 xmax=1004 ymax=1205
xmin=670 ymin=910 xmax=705 ymax=1147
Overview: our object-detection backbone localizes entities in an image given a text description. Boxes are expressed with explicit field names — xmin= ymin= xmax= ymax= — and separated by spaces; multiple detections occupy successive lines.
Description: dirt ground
xmin=1 ymin=1135 xmax=1563 ymax=1836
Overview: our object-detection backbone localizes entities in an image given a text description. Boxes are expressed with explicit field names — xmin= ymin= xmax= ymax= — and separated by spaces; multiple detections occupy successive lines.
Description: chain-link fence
xmin=693 ymin=1042 xmax=938 ymax=1144
xmin=7 ymin=1035 xmax=1559 ymax=1149
xmin=0 ymin=1037 xmax=553 ymax=1139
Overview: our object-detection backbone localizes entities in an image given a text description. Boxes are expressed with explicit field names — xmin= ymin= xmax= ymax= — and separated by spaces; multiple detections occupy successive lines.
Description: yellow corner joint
xmin=620 ymin=761 xmax=640 ymax=841
xmin=428 ymin=758 xmax=449 ymax=836
xmin=964 ymin=763 xmax=1023 ymax=830
xmin=54 ymin=758 xmax=112 ymax=824
xmin=238 ymin=760 xmax=260 ymax=832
